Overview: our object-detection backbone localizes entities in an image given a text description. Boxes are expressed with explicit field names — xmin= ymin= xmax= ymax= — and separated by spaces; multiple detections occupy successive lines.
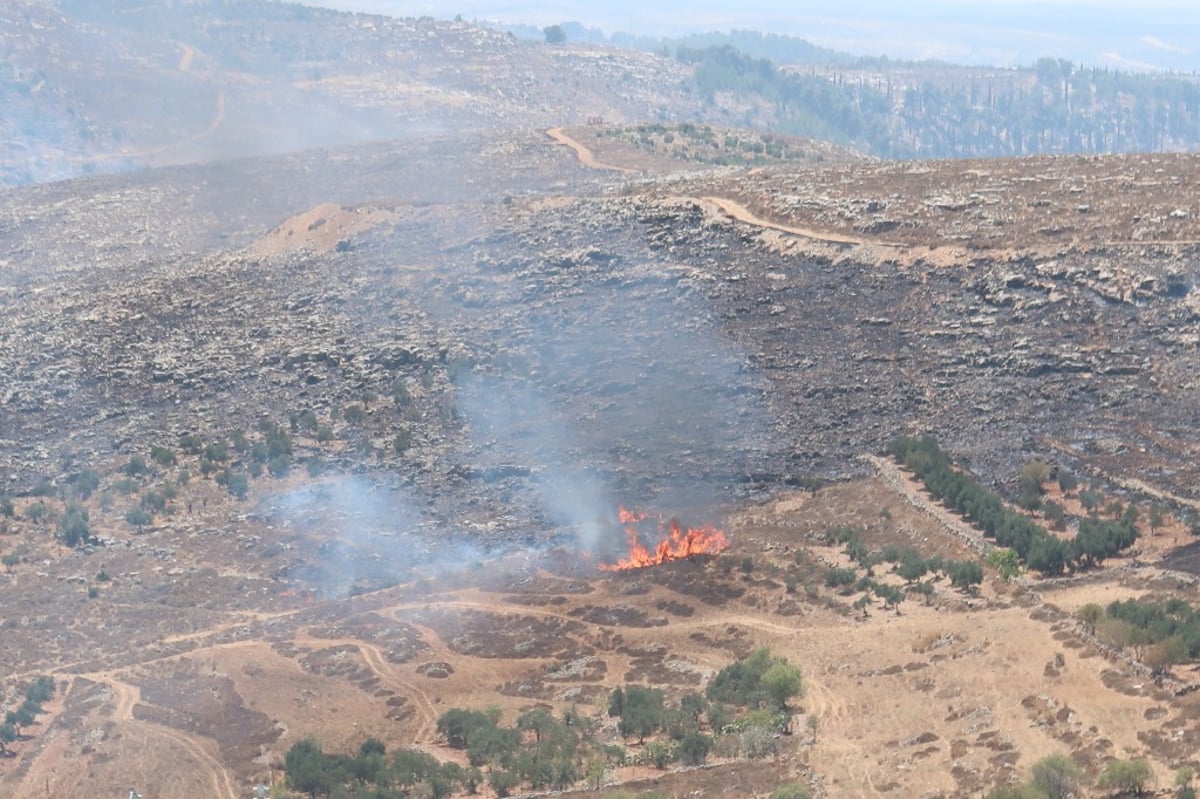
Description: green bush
xmin=123 ymin=455 xmax=149 ymax=477
xmin=770 ymin=783 xmax=814 ymax=799
xmin=1098 ymin=757 xmax=1153 ymax=795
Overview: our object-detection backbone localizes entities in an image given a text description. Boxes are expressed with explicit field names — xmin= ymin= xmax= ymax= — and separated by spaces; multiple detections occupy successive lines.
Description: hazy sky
xmin=311 ymin=1 xmax=1200 ymax=70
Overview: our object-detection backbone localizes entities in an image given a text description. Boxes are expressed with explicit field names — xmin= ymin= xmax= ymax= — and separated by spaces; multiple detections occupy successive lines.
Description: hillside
xmin=8 ymin=2 xmax=1200 ymax=189
xmin=3 ymin=3 xmax=1200 ymax=798
xmin=0 ymin=0 xmax=727 ymax=186
xmin=2 ymin=123 xmax=1200 ymax=796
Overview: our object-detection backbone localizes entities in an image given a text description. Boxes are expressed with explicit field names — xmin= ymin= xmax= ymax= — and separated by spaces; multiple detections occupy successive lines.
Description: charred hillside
xmin=3 ymin=131 xmax=1200 ymax=542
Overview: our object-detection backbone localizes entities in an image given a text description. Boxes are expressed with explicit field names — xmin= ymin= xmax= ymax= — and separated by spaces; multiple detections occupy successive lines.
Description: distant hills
xmin=3 ymin=0 xmax=1200 ymax=188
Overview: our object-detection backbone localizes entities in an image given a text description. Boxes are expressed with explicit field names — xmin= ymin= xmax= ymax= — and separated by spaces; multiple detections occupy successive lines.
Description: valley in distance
xmin=2 ymin=2 xmax=1200 ymax=798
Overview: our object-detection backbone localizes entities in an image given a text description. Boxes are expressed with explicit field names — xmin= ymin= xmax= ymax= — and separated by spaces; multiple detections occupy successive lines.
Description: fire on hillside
xmin=599 ymin=506 xmax=729 ymax=571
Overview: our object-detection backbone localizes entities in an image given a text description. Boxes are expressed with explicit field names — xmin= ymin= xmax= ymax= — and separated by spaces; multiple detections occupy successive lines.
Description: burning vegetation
xmin=599 ymin=506 xmax=730 ymax=571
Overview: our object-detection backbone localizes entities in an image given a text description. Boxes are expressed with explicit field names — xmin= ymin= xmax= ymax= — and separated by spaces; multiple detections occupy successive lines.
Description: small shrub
xmin=770 ymin=784 xmax=813 ymax=799
xmin=123 ymin=455 xmax=149 ymax=477
xmin=392 ymin=381 xmax=411 ymax=405
xmin=87 ymin=585 xmax=99 ymax=599
xmin=31 ymin=478 xmax=56 ymax=497
xmin=268 ymin=455 xmax=291 ymax=478
xmin=824 ymin=567 xmax=856 ymax=590
xmin=178 ymin=433 xmax=203 ymax=454
xmin=203 ymin=441 xmax=229 ymax=462
xmin=68 ymin=469 xmax=101 ymax=499
xmin=150 ymin=445 xmax=176 ymax=466
xmin=224 ymin=472 xmax=249 ymax=499
xmin=26 ymin=501 xmax=50 ymax=523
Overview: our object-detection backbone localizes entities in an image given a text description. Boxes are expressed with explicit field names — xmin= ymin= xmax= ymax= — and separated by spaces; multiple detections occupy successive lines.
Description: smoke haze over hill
xmin=322 ymin=0 xmax=1200 ymax=70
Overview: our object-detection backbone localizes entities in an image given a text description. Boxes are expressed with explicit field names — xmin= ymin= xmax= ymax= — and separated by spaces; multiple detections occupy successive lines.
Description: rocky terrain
xmin=2 ymin=0 xmax=745 ymax=186
xmin=3 ymin=23 xmax=1200 ymax=794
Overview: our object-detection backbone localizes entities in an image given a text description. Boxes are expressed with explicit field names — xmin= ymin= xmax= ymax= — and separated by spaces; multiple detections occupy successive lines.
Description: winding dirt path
xmin=700 ymin=195 xmax=900 ymax=248
xmin=546 ymin=127 xmax=636 ymax=173
xmin=149 ymin=721 xmax=239 ymax=799
xmin=543 ymin=126 xmax=904 ymax=250
xmin=80 ymin=38 xmax=224 ymax=167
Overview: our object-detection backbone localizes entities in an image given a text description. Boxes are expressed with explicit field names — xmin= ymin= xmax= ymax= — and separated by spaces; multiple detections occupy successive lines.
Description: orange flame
xmin=599 ymin=506 xmax=729 ymax=571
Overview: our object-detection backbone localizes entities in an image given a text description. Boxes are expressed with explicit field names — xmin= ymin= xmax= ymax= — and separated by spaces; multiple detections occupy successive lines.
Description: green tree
xmin=125 ymin=507 xmax=152 ymax=531
xmin=617 ymin=686 xmax=664 ymax=742
xmin=150 ymin=445 xmax=177 ymax=466
xmin=1043 ymin=501 xmax=1067 ymax=531
xmin=123 ymin=454 xmax=150 ymax=477
xmin=607 ymin=686 xmax=624 ymax=718
xmin=875 ymin=583 xmax=905 ymax=615
xmin=1020 ymin=460 xmax=1051 ymax=496
xmin=25 ymin=500 xmax=49 ymax=523
xmin=643 ymin=740 xmax=675 ymax=769
xmin=896 ymin=550 xmax=929 ymax=582
xmin=1031 ymin=753 xmax=1083 ymax=799
xmin=5 ymin=704 xmax=35 ymax=735
xmin=543 ymin=24 xmax=566 ymax=43
xmin=203 ymin=441 xmax=229 ymax=462
xmin=0 ymin=722 xmax=16 ymax=755
xmin=987 ymin=548 xmax=1022 ymax=582
xmin=1078 ymin=603 xmax=1104 ymax=635
xmin=67 ymin=468 xmax=101 ymax=499
xmin=1148 ymin=503 xmax=1166 ymax=533
xmin=487 ymin=769 xmax=519 ymax=798
xmin=825 ymin=566 xmax=857 ymax=591
xmin=1176 ymin=766 xmax=1196 ymax=799
xmin=761 ymin=661 xmax=803 ymax=711
xmin=516 ymin=707 xmax=556 ymax=742
xmin=57 ymin=501 xmax=90 ymax=547
xmin=678 ymin=731 xmax=713 ymax=765
xmin=222 ymin=470 xmax=249 ymax=499
xmin=947 ymin=559 xmax=984 ymax=591
xmin=1098 ymin=757 xmax=1153 ymax=795
xmin=284 ymin=737 xmax=333 ymax=799
xmin=437 ymin=708 xmax=491 ymax=750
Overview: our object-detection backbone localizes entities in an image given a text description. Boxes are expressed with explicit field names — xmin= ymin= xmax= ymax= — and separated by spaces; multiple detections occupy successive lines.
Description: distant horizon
xmin=308 ymin=1 xmax=1200 ymax=71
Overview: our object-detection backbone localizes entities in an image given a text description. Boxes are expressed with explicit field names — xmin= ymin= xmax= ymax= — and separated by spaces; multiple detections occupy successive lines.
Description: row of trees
xmin=888 ymin=436 xmax=1137 ymax=575
xmin=284 ymin=737 xmax=479 ymax=799
xmin=0 ymin=676 xmax=55 ymax=754
xmin=987 ymin=752 xmax=1163 ymax=799
xmin=824 ymin=524 xmax=983 ymax=615
xmin=1079 ymin=596 xmax=1200 ymax=673
xmin=283 ymin=649 xmax=806 ymax=798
